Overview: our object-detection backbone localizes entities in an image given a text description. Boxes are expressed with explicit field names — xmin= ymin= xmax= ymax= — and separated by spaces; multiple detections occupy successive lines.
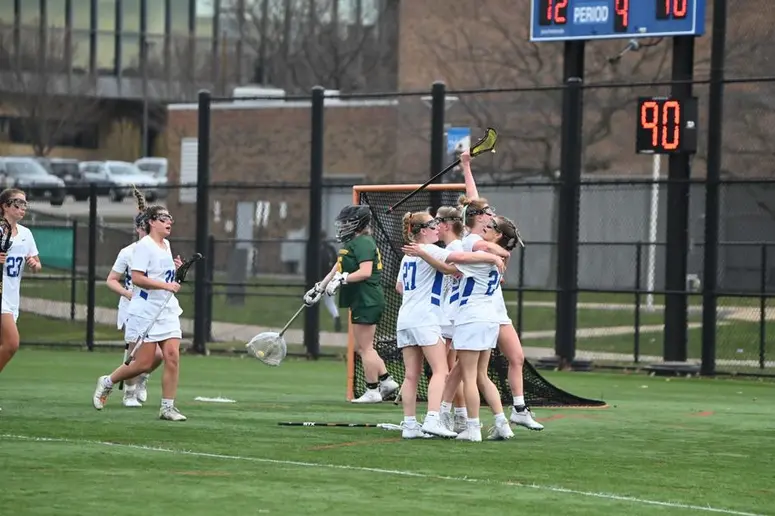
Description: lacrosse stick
xmin=386 ymin=127 xmax=498 ymax=214
xmin=0 ymin=219 xmax=12 ymax=351
xmin=245 ymin=303 xmax=305 ymax=366
xmin=122 ymin=253 xmax=203 ymax=367
xmin=278 ymin=421 xmax=403 ymax=431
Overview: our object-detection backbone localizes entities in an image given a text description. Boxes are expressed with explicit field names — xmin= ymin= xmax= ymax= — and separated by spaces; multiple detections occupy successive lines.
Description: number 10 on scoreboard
xmin=635 ymin=97 xmax=698 ymax=155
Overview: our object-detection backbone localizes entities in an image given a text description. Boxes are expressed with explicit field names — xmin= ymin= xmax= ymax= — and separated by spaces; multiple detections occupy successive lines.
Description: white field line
xmin=0 ymin=434 xmax=764 ymax=516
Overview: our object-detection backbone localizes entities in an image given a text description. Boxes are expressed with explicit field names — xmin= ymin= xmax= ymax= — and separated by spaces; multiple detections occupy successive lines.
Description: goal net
xmin=346 ymin=183 xmax=606 ymax=408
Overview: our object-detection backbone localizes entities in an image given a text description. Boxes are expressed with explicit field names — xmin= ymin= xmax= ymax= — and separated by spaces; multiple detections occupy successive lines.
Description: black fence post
xmin=206 ymin=234 xmax=215 ymax=342
xmin=701 ymin=0 xmax=727 ymax=377
xmin=304 ymin=86 xmax=325 ymax=359
xmin=429 ymin=81 xmax=446 ymax=215
xmin=554 ymin=41 xmax=585 ymax=369
xmin=663 ymin=36 xmax=695 ymax=363
xmin=86 ymin=183 xmax=97 ymax=351
xmin=193 ymin=89 xmax=211 ymax=355
xmin=70 ymin=219 xmax=77 ymax=321
xmin=759 ymin=244 xmax=767 ymax=369
xmin=634 ymin=242 xmax=643 ymax=363
xmin=516 ymin=243 xmax=526 ymax=338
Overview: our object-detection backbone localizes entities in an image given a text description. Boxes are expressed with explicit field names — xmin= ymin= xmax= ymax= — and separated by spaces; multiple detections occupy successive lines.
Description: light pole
xmin=141 ymin=39 xmax=150 ymax=157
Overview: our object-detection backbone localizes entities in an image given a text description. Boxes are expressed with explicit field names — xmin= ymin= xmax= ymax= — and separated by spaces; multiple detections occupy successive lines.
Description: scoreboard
xmin=530 ymin=0 xmax=706 ymax=42
xmin=635 ymin=97 xmax=698 ymax=155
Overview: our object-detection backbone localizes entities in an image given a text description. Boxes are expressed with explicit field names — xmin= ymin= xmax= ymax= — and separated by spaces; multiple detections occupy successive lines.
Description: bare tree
xmin=227 ymin=0 xmax=396 ymax=93
xmin=0 ymin=28 xmax=101 ymax=156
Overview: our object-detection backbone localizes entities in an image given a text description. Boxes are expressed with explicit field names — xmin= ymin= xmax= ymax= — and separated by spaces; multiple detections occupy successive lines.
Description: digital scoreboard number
xmin=530 ymin=0 xmax=706 ymax=42
xmin=635 ymin=97 xmax=698 ymax=155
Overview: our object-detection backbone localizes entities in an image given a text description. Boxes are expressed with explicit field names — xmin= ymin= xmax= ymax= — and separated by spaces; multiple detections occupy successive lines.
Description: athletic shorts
xmin=440 ymin=324 xmax=454 ymax=340
xmin=1 ymin=310 xmax=19 ymax=323
xmin=124 ymin=315 xmax=182 ymax=343
xmin=397 ymin=326 xmax=443 ymax=349
xmin=452 ymin=322 xmax=499 ymax=352
xmin=350 ymin=303 xmax=383 ymax=325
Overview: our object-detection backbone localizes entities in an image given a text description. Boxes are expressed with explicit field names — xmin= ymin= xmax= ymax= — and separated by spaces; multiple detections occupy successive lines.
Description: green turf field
xmin=17 ymin=313 xmax=119 ymax=343
xmin=0 ymin=350 xmax=772 ymax=515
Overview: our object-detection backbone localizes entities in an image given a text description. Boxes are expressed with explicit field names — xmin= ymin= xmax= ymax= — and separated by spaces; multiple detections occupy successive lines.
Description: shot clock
xmin=635 ymin=97 xmax=698 ymax=155
xmin=530 ymin=0 xmax=706 ymax=41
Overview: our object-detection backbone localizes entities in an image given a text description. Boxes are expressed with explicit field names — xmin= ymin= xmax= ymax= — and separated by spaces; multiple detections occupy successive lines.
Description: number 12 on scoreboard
xmin=636 ymin=97 xmax=698 ymax=155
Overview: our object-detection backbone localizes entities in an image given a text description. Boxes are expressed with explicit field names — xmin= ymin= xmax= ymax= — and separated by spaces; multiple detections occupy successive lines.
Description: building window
xmin=120 ymin=32 xmax=140 ymax=76
xmin=72 ymin=0 xmax=93 ymax=30
xmin=144 ymin=34 xmax=165 ymax=78
xmin=97 ymin=0 xmax=115 ymax=31
xmin=195 ymin=0 xmax=214 ymax=38
xmin=121 ymin=0 xmax=141 ymax=32
xmin=170 ymin=0 xmax=191 ymax=35
xmin=147 ymin=0 xmax=166 ymax=35
xmin=47 ymin=0 xmax=68 ymax=28
xmin=96 ymin=30 xmax=116 ymax=74
xmin=0 ymin=0 xmax=14 ymax=27
xmin=71 ymin=30 xmax=91 ymax=72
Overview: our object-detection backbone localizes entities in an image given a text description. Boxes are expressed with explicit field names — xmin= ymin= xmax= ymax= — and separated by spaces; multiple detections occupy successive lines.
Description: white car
xmin=81 ymin=160 xmax=162 ymax=202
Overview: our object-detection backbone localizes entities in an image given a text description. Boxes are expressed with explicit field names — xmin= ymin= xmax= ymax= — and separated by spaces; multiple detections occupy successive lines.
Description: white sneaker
xmin=421 ymin=416 xmax=458 ymax=438
xmin=453 ymin=415 xmax=467 ymax=433
xmin=122 ymin=390 xmax=143 ymax=408
xmin=159 ymin=406 xmax=187 ymax=421
xmin=379 ymin=377 xmax=399 ymax=399
xmin=136 ymin=374 xmax=149 ymax=403
xmin=351 ymin=388 xmax=382 ymax=404
xmin=488 ymin=420 xmax=515 ymax=440
xmin=510 ymin=406 xmax=544 ymax=431
xmin=401 ymin=421 xmax=432 ymax=439
xmin=440 ymin=411 xmax=454 ymax=432
xmin=92 ymin=375 xmax=113 ymax=410
xmin=456 ymin=421 xmax=483 ymax=442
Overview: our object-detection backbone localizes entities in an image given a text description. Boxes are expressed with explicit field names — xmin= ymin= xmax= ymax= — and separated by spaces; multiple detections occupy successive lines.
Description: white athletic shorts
xmin=440 ymin=324 xmax=454 ymax=340
xmin=397 ymin=326 xmax=443 ymax=349
xmin=1 ymin=309 xmax=19 ymax=323
xmin=124 ymin=314 xmax=182 ymax=343
xmin=452 ymin=322 xmax=499 ymax=352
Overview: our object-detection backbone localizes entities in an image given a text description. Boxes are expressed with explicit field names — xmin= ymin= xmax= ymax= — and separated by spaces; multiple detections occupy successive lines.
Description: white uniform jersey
xmin=462 ymin=232 xmax=509 ymax=322
xmin=396 ymin=243 xmax=450 ymax=330
xmin=453 ymin=256 xmax=503 ymax=325
xmin=441 ymin=239 xmax=464 ymax=324
xmin=127 ymin=236 xmax=182 ymax=320
xmin=1 ymin=224 xmax=38 ymax=320
xmin=110 ymin=242 xmax=137 ymax=329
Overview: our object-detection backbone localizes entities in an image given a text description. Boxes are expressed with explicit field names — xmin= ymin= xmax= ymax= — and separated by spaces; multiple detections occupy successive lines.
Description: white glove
xmin=325 ymin=272 xmax=348 ymax=296
xmin=303 ymin=283 xmax=324 ymax=306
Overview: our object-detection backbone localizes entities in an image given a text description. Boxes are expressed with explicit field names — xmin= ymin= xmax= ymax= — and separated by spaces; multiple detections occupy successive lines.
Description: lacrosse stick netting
xmin=246 ymin=304 xmax=307 ymax=366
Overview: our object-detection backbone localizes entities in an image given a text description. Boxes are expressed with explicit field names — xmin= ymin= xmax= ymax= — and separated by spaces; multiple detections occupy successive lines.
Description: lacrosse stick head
xmin=246 ymin=331 xmax=287 ymax=366
xmin=174 ymin=253 xmax=204 ymax=283
xmin=470 ymin=127 xmax=498 ymax=157
xmin=0 ymin=218 xmax=12 ymax=253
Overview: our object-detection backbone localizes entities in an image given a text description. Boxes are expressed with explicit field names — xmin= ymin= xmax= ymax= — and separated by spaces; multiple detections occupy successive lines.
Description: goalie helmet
xmin=335 ymin=204 xmax=371 ymax=242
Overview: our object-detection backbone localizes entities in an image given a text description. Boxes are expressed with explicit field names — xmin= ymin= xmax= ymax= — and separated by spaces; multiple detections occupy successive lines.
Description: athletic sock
xmin=366 ymin=381 xmax=379 ymax=390
xmin=378 ymin=372 xmax=390 ymax=382
xmin=104 ymin=377 xmax=113 ymax=388
xmin=404 ymin=416 xmax=417 ymax=425
xmin=494 ymin=412 xmax=507 ymax=425
xmin=426 ymin=411 xmax=439 ymax=420
xmin=440 ymin=401 xmax=452 ymax=414
xmin=161 ymin=398 xmax=174 ymax=409
xmin=454 ymin=407 xmax=468 ymax=418
xmin=467 ymin=417 xmax=481 ymax=427
xmin=513 ymin=395 xmax=525 ymax=408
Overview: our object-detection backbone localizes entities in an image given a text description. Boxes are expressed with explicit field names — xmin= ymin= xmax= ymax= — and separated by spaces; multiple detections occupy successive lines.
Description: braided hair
xmin=132 ymin=184 xmax=147 ymax=228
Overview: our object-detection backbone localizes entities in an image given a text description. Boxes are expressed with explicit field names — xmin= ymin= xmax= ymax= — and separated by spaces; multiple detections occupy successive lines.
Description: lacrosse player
xmin=0 ymin=189 xmax=41 ymax=411
xmin=403 ymin=234 xmax=513 ymax=442
xmin=104 ymin=188 xmax=167 ymax=407
xmin=434 ymin=206 xmax=469 ymax=433
xmin=458 ymin=150 xmax=543 ymax=432
xmin=93 ymin=205 xmax=187 ymax=421
xmin=396 ymin=211 xmax=503 ymax=439
xmin=305 ymin=204 xmax=399 ymax=403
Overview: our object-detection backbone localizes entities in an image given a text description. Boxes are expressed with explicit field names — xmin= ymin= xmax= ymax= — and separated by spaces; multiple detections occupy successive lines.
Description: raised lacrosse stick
xmin=122 ymin=253 xmax=204 ymax=367
xmin=245 ymin=303 xmax=305 ymax=366
xmin=0 ymin=219 xmax=12 ymax=351
xmin=386 ymin=127 xmax=498 ymax=214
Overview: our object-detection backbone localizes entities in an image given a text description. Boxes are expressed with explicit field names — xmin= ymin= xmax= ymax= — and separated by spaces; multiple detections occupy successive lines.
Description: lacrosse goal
xmin=346 ymin=183 xmax=606 ymax=408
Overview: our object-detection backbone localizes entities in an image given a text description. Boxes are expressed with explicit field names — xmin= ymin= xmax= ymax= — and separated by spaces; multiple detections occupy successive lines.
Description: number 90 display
xmin=635 ymin=96 xmax=699 ymax=155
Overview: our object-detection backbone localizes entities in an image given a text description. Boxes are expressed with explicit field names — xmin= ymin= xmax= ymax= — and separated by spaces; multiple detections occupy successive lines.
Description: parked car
xmin=135 ymin=157 xmax=168 ymax=199
xmin=78 ymin=161 xmax=116 ymax=198
xmin=0 ymin=157 xmax=66 ymax=205
xmin=80 ymin=160 xmax=162 ymax=202
xmin=36 ymin=157 xmax=94 ymax=201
